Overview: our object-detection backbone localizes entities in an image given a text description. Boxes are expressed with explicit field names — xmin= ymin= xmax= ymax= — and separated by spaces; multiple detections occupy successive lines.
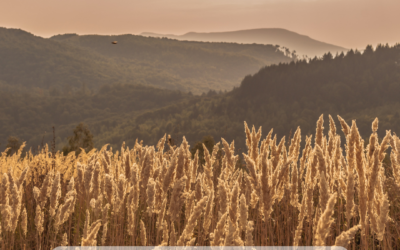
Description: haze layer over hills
xmin=142 ymin=28 xmax=348 ymax=58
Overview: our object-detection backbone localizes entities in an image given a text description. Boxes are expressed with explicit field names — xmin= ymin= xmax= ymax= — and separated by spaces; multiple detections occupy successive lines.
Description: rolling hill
xmin=50 ymin=32 xmax=292 ymax=93
xmin=0 ymin=27 xmax=293 ymax=94
xmin=0 ymin=28 xmax=132 ymax=91
xmin=142 ymin=28 xmax=348 ymax=58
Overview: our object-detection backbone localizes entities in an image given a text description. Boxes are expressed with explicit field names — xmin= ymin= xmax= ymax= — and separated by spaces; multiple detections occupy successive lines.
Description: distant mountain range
xmin=0 ymin=27 xmax=292 ymax=94
xmin=141 ymin=28 xmax=348 ymax=58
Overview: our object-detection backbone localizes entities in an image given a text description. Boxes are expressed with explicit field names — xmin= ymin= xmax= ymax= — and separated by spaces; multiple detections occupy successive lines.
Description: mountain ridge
xmin=0 ymin=27 xmax=293 ymax=94
xmin=141 ymin=28 xmax=347 ymax=58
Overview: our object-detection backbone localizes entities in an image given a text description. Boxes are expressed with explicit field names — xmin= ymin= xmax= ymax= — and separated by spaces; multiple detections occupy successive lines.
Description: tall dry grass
xmin=1 ymin=114 xmax=400 ymax=249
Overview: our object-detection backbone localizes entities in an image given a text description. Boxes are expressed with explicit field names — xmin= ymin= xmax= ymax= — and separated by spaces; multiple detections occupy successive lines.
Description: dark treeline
xmin=0 ymin=84 xmax=194 ymax=151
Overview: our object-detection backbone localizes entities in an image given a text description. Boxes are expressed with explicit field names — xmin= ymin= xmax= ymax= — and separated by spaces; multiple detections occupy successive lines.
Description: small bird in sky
xmin=112 ymin=41 xmax=118 ymax=44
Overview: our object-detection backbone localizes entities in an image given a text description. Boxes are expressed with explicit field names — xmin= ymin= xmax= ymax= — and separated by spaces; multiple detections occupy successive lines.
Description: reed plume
xmin=49 ymin=172 xmax=61 ymax=217
xmin=211 ymin=212 xmax=228 ymax=246
xmin=81 ymin=220 xmax=102 ymax=246
xmin=203 ymin=190 xmax=214 ymax=234
xmin=315 ymin=114 xmax=324 ymax=147
xmin=61 ymin=233 xmax=68 ymax=246
xmin=0 ymin=174 xmax=9 ymax=205
xmin=245 ymin=221 xmax=254 ymax=246
xmin=377 ymin=193 xmax=390 ymax=241
xmin=34 ymin=205 xmax=44 ymax=235
xmin=335 ymin=224 xmax=361 ymax=248
xmin=314 ymin=192 xmax=337 ymax=246
xmin=160 ymin=220 xmax=169 ymax=246
xmin=229 ymin=181 xmax=239 ymax=223
xmin=202 ymin=144 xmax=214 ymax=189
xmin=21 ymin=207 xmax=27 ymax=237
xmin=147 ymin=177 xmax=156 ymax=215
xmin=294 ymin=192 xmax=307 ymax=246
xmin=38 ymin=170 xmax=54 ymax=208
xmin=140 ymin=219 xmax=147 ymax=246
xmin=239 ymin=194 xmax=248 ymax=231
xmin=177 ymin=196 xmax=207 ymax=245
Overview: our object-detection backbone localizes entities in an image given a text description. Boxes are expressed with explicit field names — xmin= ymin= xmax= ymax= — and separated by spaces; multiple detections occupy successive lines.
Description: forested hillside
xmin=2 ymin=44 xmax=399 ymax=152
xmin=0 ymin=28 xmax=132 ymax=91
xmin=131 ymin=44 xmax=400 ymax=149
xmin=0 ymin=27 xmax=293 ymax=95
xmin=0 ymin=84 xmax=194 ymax=150
xmin=50 ymin=33 xmax=292 ymax=93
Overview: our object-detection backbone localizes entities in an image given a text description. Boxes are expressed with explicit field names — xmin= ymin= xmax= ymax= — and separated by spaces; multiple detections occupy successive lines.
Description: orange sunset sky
xmin=1 ymin=0 xmax=400 ymax=49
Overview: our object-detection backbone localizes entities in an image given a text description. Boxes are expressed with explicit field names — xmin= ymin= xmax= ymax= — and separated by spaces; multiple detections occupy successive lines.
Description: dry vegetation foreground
xmin=1 ymin=114 xmax=400 ymax=249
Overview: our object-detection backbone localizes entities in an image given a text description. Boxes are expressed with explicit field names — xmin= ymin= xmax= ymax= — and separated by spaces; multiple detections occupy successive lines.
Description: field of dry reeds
xmin=1 ymin=114 xmax=400 ymax=249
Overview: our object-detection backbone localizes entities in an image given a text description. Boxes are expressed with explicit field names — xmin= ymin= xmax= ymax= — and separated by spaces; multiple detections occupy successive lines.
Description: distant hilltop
xmin=141 ymin=28 xmax=348 ymax=58
xmin=0 ymin=27 xmax=292 ymax=95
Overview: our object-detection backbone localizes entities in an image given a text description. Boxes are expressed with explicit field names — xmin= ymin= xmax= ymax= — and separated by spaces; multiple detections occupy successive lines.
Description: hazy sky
xmin=1 ymin=0 xmax=400 ymax=49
